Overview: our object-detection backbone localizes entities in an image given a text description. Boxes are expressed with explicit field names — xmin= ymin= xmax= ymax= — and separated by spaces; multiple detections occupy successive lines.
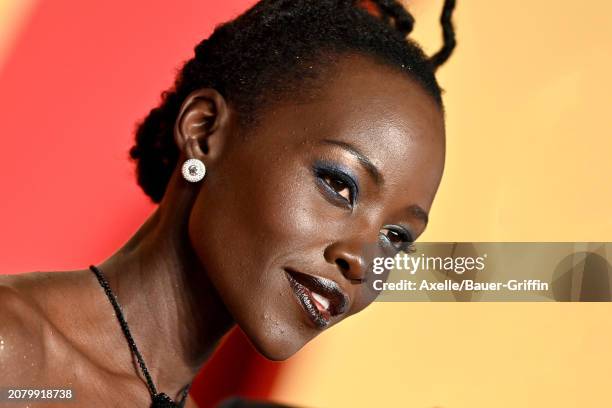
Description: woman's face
xmin=187 ymin=54 xmax=445 ymax=360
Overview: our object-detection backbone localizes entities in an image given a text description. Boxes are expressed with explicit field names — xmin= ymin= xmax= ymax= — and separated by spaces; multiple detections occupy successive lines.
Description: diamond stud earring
xmin=181 ymin=158 xmax=206 ymax=183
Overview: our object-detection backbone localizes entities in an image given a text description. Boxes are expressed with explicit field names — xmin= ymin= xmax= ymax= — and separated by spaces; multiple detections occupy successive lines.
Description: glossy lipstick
xmin=284 ymin=268 xmax=349 ymax=329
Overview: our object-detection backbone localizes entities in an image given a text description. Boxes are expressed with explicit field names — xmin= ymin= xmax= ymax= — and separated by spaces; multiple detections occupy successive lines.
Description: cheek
xmin=221 ymin=156 xmax=332 ymax=257
xmin=190 ymin=158 xmax=301 ymax=253
xmin=185 ymin=153 xmax=337 ymax=358
xmin=188 ymin=139 xmax=334 ymax=279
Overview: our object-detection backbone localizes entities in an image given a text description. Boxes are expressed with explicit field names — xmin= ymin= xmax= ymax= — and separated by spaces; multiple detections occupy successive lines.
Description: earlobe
xmin=181 ymin=135 xmax=207 ymax=183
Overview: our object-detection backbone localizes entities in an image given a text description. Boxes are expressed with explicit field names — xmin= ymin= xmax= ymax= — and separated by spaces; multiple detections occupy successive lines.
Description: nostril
xmin=325 ymin=243 xmax=367 ymax=282
xmin=335 ymin=258 xmax=350 ymax=273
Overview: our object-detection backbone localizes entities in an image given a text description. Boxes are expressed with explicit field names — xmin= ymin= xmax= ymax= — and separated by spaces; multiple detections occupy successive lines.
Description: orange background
xmin=1 ymin=1 xmax=611 ymax=407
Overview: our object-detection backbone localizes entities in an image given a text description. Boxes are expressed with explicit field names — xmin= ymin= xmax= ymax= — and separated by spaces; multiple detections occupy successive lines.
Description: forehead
xmin=256 ymin=53 xmax=446 ymax=208
xmin=317 ymin=54 xmax=444 ymax=144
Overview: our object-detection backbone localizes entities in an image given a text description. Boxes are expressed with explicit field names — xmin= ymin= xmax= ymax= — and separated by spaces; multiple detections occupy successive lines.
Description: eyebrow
xmin=320 ymin=138 xmax=429 ymax=225
xmin=407 ymin=204 xmax=429 ymax=226
xmin=320 ymin=139 xmax=383 ymax=185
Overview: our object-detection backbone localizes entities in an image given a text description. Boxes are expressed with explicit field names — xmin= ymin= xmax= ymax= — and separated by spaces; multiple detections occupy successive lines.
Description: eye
xmin=379 ymin=225 xmax=415 ymax=253
xmin=313 ymin=162 xmax=359 ymax=208
xmin=322 ymin=174 xmax=351 ymax=202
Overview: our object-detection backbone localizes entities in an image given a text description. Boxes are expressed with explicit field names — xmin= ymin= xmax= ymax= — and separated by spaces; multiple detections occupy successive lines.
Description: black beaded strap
xmin=89 ymin=265 xmax=191 ymax=408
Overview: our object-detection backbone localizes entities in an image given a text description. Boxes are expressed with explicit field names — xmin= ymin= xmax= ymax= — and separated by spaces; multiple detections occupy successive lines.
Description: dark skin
xmin=0 ymin=53 xmax=445 ymax=407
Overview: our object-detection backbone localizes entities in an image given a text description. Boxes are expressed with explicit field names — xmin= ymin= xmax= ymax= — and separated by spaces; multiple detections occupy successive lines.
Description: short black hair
xmin=130 ymin=0 xmax=457 ymax=203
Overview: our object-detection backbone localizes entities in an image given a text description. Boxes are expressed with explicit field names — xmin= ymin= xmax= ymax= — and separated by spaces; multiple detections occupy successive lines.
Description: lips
xmin=284 ymin=268 xmax=349 ymax=329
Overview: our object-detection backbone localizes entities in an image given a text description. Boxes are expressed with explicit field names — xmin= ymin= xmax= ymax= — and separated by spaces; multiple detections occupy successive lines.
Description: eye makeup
xmin=379 ymin=224 xmax=416 ymax=253
xmin=312 ymin=159 xmax=419 ymax=255
xmin=312 ymin=159 xmax=360 ymax=209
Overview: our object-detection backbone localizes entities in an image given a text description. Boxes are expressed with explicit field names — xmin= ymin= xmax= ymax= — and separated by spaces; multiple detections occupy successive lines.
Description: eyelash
xmin=313 ymin=164 xmax=358 ymax=208
xmin=379 ymin=225 xmax=416 ymax=253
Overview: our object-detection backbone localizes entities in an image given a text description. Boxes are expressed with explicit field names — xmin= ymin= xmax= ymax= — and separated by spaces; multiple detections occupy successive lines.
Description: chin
xmin=236 ymin=315 xmax=316 ymax=361
xmin=249 ymin=339 xmax=299 ymax=361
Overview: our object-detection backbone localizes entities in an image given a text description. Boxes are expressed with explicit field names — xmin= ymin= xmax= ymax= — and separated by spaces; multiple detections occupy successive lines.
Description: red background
xmin=0 ymin=1 xmax=283 ymax=406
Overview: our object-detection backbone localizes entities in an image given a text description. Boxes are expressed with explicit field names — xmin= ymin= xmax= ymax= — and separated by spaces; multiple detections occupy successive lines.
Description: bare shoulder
xmin=0 ymin=274 xmax=49 ymax=383
xmin=0 ymin=273 xmax=49 ymax=331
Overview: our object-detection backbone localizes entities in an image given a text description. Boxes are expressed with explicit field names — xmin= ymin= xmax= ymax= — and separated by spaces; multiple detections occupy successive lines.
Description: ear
xmin=174 ymin=88 xmax=231 ymax=162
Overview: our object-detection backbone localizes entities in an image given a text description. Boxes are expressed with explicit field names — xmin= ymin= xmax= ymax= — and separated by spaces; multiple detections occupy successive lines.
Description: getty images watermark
xmin=371 ymin=251 xmax=549 ymax=293
xmin=370 ymin=244 xmax=572 ymax=301
xmin=368 ymin=243 xmax=612 ymax=302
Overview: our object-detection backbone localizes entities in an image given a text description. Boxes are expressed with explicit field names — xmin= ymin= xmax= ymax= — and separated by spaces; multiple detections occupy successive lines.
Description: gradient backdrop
xmin=1 ymin=1 xmax=611 ymax=407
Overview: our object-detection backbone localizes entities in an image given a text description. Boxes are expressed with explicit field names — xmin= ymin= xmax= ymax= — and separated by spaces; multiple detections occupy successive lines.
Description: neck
xmin=94 ymin=169 xmax=234 ymax=399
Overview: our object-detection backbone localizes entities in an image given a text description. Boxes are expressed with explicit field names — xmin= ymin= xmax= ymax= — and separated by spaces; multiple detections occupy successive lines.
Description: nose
xmin=324 ymin=241 xmax=368 ymax=282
